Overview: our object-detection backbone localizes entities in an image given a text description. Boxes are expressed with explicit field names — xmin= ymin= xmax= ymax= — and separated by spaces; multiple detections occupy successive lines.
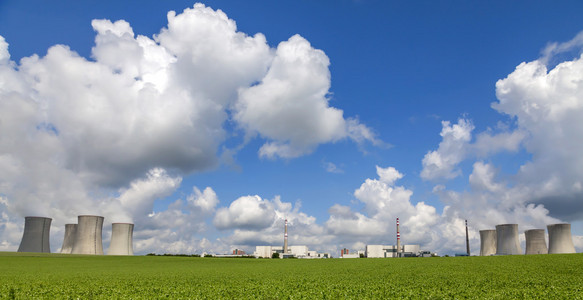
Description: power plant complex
xmin=479 ymin=223 xmax=576 ymax=256
xmin=17 ymin=215 xmax=134 ymax=255
xmin=16 ymin=215 xmax=578 ymax=257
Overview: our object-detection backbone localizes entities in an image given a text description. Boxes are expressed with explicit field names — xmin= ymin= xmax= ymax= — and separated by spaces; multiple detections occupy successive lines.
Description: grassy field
xmin=1 ymin=252 xmax=582 ymax=299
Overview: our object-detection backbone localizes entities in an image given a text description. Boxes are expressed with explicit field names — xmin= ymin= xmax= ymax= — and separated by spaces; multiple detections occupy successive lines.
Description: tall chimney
xmin=396 ymin=217 xmax=401 ymax=257
xmin=465 ymin=220 xmax=470 ymax=256
xmin=283 ymin=219 xmax=288 ymax=254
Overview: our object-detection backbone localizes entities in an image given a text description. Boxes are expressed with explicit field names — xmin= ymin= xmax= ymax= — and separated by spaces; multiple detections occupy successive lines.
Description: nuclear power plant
xmin=524 ymin=229 xmax=547 ymax=255
xmin=547 ymin=223 xmax=576 ymax=254
xmin=60 ymin=224 xmax=77 ymax=254
xmin=71 ymin=215 xmax=104 ymax=255
xmin=17 ymin=216 xmax=52 ymax=253
xmin=108 ymin=223 xmax=134 ymax=255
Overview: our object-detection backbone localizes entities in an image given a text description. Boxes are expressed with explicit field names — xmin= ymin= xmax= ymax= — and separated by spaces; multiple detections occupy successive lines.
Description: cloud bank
xmin=0 ymin=3 xmax=379 ymax=253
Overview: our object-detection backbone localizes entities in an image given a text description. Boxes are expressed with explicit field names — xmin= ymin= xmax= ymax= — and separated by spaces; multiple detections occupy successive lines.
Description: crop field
xmin=1 ymin=252 xmax=582 ymax=299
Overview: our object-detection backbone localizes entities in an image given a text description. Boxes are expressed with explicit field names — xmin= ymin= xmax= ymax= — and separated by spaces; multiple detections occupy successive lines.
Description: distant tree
xmin=272 ymin=252 xmax=280 ymax=259
xmin=359 ymin=253 xmax=365 ymax=258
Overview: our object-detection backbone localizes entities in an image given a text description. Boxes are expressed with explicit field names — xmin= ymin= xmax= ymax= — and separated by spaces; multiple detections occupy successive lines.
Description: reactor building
xmin=524 ymin=229 xmax=548 ymax=255
xmin=108 ymin=223 xmax=134 ymax=255
xmin=60 ymin=223 xmax=78 ymax=254
xmin=547 ymin=223 xmax=576 ymax=254
xmin=17 ymin=216 xmax=52 ymax=253
xmin=71 ymin=215 xmax=104 ymax=255
xmin=479 ymin=229 xmax=497 ymax=256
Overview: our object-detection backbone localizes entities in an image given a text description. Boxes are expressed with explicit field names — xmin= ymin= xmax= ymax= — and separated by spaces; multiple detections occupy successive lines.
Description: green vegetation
xmin=1 ymin=252 xmax=582 ymax=299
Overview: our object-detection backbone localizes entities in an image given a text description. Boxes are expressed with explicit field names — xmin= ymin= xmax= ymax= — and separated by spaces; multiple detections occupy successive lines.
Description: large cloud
xmin=0 ymin=3 xmax=380 ymax=253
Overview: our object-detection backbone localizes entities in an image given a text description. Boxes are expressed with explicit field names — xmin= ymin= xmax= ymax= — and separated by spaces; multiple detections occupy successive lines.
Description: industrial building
xmin=253 ymin=245 xmax=329 ymax=258
xmin=18 ymin=216 xmax=52 ymax=253
xmin=71 ymin=215 xmax=105 ymax=255
xmin=108 ymin=223 xmax=134 ymax=256
xmin=365 ymin=244 xmax=421 ymax=258
xmin=524 ymin=229 xmax=547 ymax=255
xmin=547 ymin=223 xmax=576 ymax=254
xmin=60 ymin=224 xmax=77 ymax=254
xmin=479 ymin=230 xmax=496 ymax=256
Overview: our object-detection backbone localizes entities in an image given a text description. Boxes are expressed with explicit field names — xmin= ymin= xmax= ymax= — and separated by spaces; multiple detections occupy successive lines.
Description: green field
xmin=1 ymin=252 xmax=582 ymax=299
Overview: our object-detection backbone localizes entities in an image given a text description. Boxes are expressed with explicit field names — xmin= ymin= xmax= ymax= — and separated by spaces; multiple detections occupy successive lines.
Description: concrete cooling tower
xmin=524 ymin=229 xmax=548 ymax=255
xmin=108 ymin=223 xmax=134 ymax=255
xmin=17 ymin=216 xmax=52 ymax=253
xmin=547 ymin=223 xmax=576 ymax=254
xmin=479 ymin=230 xmax=497 ymax=256
xmin=495 ymin=224 xmax=522 ymax=255
xmin=60 ymin=224 xmax=78 ymax=254
xmin=71 ymin=215 xmax=104 ymax=255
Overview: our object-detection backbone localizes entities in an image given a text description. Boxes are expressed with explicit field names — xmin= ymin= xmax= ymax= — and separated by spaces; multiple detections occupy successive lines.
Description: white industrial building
xmin=253 ymin=245 xmax=329 ymax=258
xmin=366 ymin=244 xmax=421 ymax=258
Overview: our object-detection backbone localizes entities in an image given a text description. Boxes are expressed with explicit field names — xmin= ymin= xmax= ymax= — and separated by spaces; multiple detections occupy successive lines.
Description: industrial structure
xmin=396 ymin=217 xmax=401 ymax=256
xmin=465 ymin=220 xmax=470 ymax=255
xmin=108 ymin=223 xmax=134 ymax=256
xmin=60 ymin=224 xmax=77 ymax=254
xmin=253 ymin=245 xmax=329 ymax=258
xmin=495 ymin=224 xmax=522 ymax=255
xmin=365 ymin=244 xmax=422 ymax=258
xmin=283 ymin=219 xmax=289 ymax=254
xmin=71 ymin=215 xmax=104 ymax=255
xmin=547 ymin=223 xmax=576 ymax=254
xmin=524 ymin=229 xmax=547 ymax=255
xmin=479 ymin=230 xmax=496 ymax=256
xmin=17 ymin=216 xmax=52 ymax=253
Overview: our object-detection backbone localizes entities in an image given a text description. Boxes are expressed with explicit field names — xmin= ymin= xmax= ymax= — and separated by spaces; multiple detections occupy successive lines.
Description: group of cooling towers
xmin=480 ymin=223 xmax=576 ymax=256
xmin=16 ymin=215 xmax=134 ymax=255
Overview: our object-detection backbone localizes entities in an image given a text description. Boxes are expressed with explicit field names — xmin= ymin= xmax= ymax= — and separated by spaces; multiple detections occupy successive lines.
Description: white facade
xmin=253 ymin=246 xmax=273 ymax=258
xmin=366 ymin=244 xmax=421 ymax=257
xmin=340 ymin=253 xmax=359 ymax=258
xmin=290 ymin=245 xmax=308 ymax=257
xmin=254 ymin=245 xmax=328 ymax=258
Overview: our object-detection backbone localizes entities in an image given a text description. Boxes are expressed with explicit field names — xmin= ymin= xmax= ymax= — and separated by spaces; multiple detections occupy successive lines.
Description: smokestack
xmin=396 ymin=217 xmax=401 ymax=256
xmin=60 ymin=224 xmax=77 ymax=254
xmin=547 ymin=223 xmax=576 ymax=254
xmin=495 ymin=224 xmax=522 ymax=255
xmin=479 ymin=230 xmax=496 ymax=256
xmin=108 ymin=223 xmax=134 ymax=255
xmin=71 ymin=215 xmax=104 ymax=255
xmin=283 ymin=219 xmax=288 ymax=254
xmin=18 ymin=216 xmax=52 ymax=253
xmin=465 ymin=220 xmax=470 ymax=256
xmin=524 ymin=229 xmax=548 ymax=255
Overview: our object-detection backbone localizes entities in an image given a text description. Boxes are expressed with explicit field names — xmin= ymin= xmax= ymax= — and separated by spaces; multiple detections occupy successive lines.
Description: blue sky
xmin=1 ymin=0 xmax=583 ymax=255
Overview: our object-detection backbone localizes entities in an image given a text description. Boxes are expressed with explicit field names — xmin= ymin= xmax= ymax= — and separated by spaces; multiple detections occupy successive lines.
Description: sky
xmin=1 ymin=0 xmax=583 ymax=256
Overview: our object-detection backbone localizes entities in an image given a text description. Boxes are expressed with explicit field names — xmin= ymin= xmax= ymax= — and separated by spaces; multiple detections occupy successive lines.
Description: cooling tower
xmin=60 ymin=224 xmax=78 ymax=254
xmin=17 ymin=216 xmax=52 ymax=253
xmin=547 ymin=223 xmax=576 ymax=254
xmin=108 ymin=223 xmax=134 ymax=255
xmin=495 ymin=224 xmax=522 ymax=255
xmin=524 ymin=229 xmax=548 ymax=255
xmin=479 ymin=230 xmax=496 ymax=256
xmin=71 ymin=215 xmax=104 ymax=255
